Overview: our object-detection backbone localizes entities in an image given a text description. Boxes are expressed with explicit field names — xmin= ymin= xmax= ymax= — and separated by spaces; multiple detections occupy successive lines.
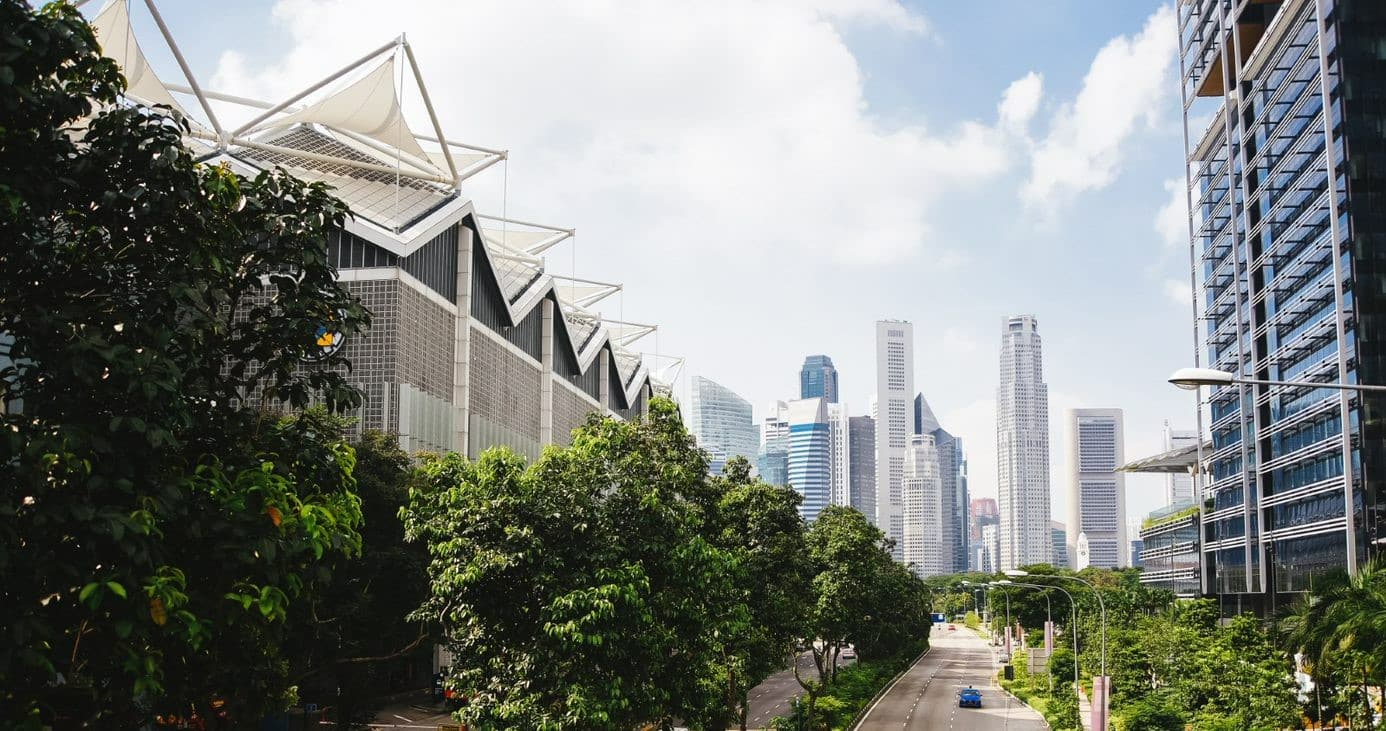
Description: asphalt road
xmin=855 ymin=625 xmax=1047 ymax=731
xmin=743 ymin=649 xmax=853 ymax=729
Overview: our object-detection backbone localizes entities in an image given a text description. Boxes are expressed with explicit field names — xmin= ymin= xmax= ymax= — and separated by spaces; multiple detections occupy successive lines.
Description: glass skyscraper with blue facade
xmin=1180 ymin=0 xmax=1386 ymax=609
xmin=799 ymin=354 xmax=839 ymax=403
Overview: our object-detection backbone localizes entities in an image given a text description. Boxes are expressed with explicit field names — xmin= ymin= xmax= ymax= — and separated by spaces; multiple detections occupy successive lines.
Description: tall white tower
xmin=827 ymin=402 xmax=851 ymax=507
xmin=875 ymin=320 xmax=914 ymax=561
xmin=996 ymin=315 xmax=1050 ymax=570
xmin=1163 ymin=423 xmax=1197 ymax=507
xmin=902 ymin=433 xmax=945 ymax=577
xmin=1065 ymin=408 xmax=1128 ymax=569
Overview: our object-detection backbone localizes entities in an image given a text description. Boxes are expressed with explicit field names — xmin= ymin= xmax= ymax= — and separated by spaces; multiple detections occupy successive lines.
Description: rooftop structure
xmin=84 ymin=0 xmax=677 ymax=457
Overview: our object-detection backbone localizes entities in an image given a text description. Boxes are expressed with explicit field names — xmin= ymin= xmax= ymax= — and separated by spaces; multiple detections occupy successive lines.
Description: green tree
xmin=1045 ymin=683 xmax=1081 ymax=731
xmin=1 ymin=2 xmax=370 ymax=726
xmin=403 ymin=398 xmax=735 ymax=730
xmin=708 ymin=457 xmax=812 ymax=731
xmin=284 ymin=426 xmax=432 ymax=729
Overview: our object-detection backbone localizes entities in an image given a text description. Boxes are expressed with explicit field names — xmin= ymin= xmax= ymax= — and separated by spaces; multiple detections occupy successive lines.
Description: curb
xmin=996 ymin=684 xmax=1052 ymax=730
xmin=846 ymin=644 xmax=932 ymax=731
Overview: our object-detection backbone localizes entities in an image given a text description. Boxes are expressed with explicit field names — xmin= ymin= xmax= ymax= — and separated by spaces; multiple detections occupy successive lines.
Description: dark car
xmin=958 ymin=687 xmax=983 ymax=708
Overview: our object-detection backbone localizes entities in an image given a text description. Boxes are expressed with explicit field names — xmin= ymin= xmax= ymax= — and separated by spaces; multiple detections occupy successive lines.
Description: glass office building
xmin=1180 ymin=0 xmax=1386 ymax=608
xmin=689 ymin=376 xmax=759 ymax=475
xmin=787 ymin=398 xmax=832 ymax=522
xmin=800 ymin=354 xmax=839 ymax=403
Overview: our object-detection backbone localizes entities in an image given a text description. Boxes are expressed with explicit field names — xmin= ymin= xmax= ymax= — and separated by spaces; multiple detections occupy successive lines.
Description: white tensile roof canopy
xmin=82 ymin=0 xmax=678 ymax=400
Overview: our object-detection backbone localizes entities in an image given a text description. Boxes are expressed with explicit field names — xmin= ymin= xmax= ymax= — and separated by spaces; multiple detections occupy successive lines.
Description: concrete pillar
xmin=453 ymin=225 xmax=473 ymax=456
xmin=539 ymin=298 xmax=555 ymax=445
xmin=598 ymin=349 xmax=611 ymax=414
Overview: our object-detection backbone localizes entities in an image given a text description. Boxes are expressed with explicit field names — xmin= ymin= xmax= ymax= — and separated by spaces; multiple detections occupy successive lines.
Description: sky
xmin=104 ymin=0 xmax=1202 ymax=528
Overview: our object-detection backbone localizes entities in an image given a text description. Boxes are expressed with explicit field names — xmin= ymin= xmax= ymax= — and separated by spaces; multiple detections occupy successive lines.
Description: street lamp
xmin=1003 ymin=581 xmax=1079 ymax=696
xmin=1167 ymin=367 xmax=1386 ymax=393
xmin=1008 ymin=569 xmax=1110 ymax=729
xmin=1005 ymin=570 xmax=1106 ymax=676
xmin=988 ymin=581 xmax=1014 ymax=659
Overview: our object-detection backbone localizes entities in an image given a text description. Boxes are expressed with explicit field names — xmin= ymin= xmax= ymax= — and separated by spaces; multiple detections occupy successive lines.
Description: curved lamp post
xmin=1005 ymin=570 xmax=1106 ymax=676
xmin=1167 ymin=366 xmax=1386 ymax=393
xmin=1002 ymin=580 xmax=1079 ymax=696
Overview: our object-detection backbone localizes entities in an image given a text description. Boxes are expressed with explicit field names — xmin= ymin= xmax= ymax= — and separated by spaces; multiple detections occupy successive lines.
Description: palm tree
xmin=1282 ymin=556 xmax=1386 ymax=729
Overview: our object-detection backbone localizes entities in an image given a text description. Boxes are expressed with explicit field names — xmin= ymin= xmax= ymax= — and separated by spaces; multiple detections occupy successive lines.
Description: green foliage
xmin=405 ymin=398 xmax=737 ymax=730
xmin=0 ymin=2 xmax=371 ymax=725
xmin=1279 ymin=556 xmax=1386 ymax=729
xmin=1119 ymin=693 xmax=1185 ymax=731
xmin=705 ymin=456 xmax=814 ymax=729
xmin=964 ymin=610 xmax=980 ymax=630
xmin=283 ymin=426 xmax=432 ymax=728
xmin=1045 ymin=686 xmax=1081 ymax=731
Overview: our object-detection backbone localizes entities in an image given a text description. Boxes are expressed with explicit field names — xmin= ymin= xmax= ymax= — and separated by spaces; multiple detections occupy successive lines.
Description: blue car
xmin=958 ymin=687 xmax=983 ymax=708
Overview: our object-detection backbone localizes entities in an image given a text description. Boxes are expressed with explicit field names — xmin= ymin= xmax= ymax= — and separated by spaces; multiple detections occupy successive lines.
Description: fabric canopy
xmin=482 ymin=228 xmax=564 ymax=256
xmin=554 ymin=282 xmax=619 ymax=308
xmin=91 ymin=0 xmax=188 ymax=115
xmin=257 ymin=57 xmax=435 ymax=171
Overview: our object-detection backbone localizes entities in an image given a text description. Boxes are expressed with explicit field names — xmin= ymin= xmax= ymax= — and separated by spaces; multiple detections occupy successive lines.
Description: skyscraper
xmin=935 ymin=427 xmax=970 ymax=574
xmin=757 ymin=401 xmax=790 ymax=486
xmin=787 ymin=397 xmax=831 ymax=522
xmin=917 ymin=391 xmax=969 ymax=574
xmin=914 ymin=393 xmax=939 ymax=434
xmin=848 ymin=415 xmax=876 ymax=518
xmin=689 ymin=376 xmax=760 ymax=476
xmin=1178 ymin=0 xmax=1386 ymax=599
xmin=1051 ymin=521 xmax=1069 ymax=569
xmin=902 ymin=433 xmax=945 ymax=577
xmin=1163 ymin=424 xmax=1197 ymax=507
xmin=996 ymin=315 xmax=1050 ymax=570
xmin=800 ymin=354 xmax=840 ymax=403
xmin=875 ymin=321 xmax=914 ymax=561
xmin=1065 ymin=409 xmax=1128 ymax=569
xmin=970 ymin=497 xmax=999 ymax=573
xmin=827 ymin=402 xmax=851 ymax=507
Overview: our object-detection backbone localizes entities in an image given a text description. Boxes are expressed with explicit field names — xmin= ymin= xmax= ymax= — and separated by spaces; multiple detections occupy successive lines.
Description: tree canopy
xmin=1 ymin=1 xmax=369 ymax=725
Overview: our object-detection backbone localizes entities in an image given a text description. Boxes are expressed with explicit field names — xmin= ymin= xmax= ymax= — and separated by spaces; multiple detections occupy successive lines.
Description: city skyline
xmin=119 ymin=0 xmax=1201 ymax=532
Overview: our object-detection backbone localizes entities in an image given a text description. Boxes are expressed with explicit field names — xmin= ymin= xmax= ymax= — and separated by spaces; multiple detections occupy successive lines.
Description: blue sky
xmin=102 ymin=0 xmax=1199 ymax=529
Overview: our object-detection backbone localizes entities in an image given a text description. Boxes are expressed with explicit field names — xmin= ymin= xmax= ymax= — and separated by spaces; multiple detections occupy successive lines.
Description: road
xmin=743 ymin=649 xmax=852 ymax=729
xmin=855 ymin=625 xmax=1047 ymax=731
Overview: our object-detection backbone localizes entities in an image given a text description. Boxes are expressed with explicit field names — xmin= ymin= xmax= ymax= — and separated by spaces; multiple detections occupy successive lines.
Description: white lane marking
xmin=392 ymin=715 xmax=414 ymax=723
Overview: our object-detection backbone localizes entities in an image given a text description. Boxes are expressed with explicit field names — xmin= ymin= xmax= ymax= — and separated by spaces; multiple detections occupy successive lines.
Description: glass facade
xmin=799 ymin=354 xmax=839 ymax=403
xmin=689 ymin=376 xmax=760 ymax=476
xmin=1180 ymin=0 xmax=1386 ymax=606
xmin=787 ymin=398 xmax=831 ymax=522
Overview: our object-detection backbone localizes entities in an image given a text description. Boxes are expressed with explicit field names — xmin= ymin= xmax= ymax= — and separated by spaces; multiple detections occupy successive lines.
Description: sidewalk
xmin=1077 ymin=684 xmax=1093 ymax=731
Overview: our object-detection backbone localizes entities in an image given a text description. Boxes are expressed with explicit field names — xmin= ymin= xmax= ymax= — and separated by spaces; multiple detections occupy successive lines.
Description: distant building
xmin=980 ymin=523 xmax=1000 ymax=575
xmin=971 ymin=498 xmax=999 ymax=573
xmin=1130 ymin=539 xmax=1145 ymax=569
xmin=828 ymin=403 xmax=851 ymax=507
xmin=848 ymin=415 xmax=876 ymax=517
xmin=1163 ymin=424 xmax=1197 ymax=507
xmin=1139 ymin=503 xmax=1201 ymax=597
xmin=689 ymin=376 xmax=759 ymax=476
xmin=787 ymin=398 xmax=831 ymax=522
xmin=875 ymin=321 xmax=914 ymax=560
xmin=1065 ymin=408 xmax=1127 ymax=569
xmin=997 ymin=315 xmax=1050 ymax=569
xmin=935 ymin=427 xmax=970 ymax=574
xmin=1051 ymin=521 xmax=1069 ymax=569
xmin=757 ymin=401 xmax=790 ymax=485
xmin=917 ymin=390 xmax=968 ymax=574
xmin=799 ymin=354 xmax=839 ymax=403
xmin=902 ymin=433 xmax=945 ymax=577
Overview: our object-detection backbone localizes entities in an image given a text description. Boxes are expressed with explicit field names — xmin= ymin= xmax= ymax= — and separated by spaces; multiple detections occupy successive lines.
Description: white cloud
xmin=1163 ymin=278 xmax=1192 ymax=307
xmin=998 ymin=71 xmax=1043 ymax=135
xmin=1021 ymin=5 xmax=1177 ymax=211
xmin=209 ymin=0 xmax=1032 ymax=267
xmin=1154 ymin=176 xmax=1188 ymax=250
